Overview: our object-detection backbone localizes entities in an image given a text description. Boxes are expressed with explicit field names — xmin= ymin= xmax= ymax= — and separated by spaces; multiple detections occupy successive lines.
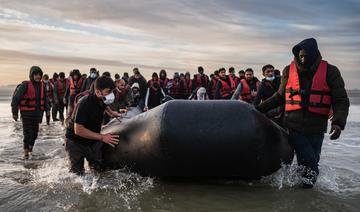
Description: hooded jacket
xmin=11 ymin=66 xmax=50 ymax=120
xmin=258 ymin=38 xmax=349 ymax=133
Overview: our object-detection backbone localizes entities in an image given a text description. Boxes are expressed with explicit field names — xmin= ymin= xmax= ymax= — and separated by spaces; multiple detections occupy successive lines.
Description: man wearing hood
xmin=81 ymin=67 xmax=99 ymax=92
xmin=130 ymin=82 xmax=145 ymax=110
xmin=159 ymin=69 xmax=169 ymax=94
xmin=11 ymin=66 xmax=50 ymax=159
xmin=128 ymin=68 xmax=147 ymax=99
xmin=257 ymin=38 xmax=350 ymax=188
xmin=144 ymin=72 xmax=166 ymax=111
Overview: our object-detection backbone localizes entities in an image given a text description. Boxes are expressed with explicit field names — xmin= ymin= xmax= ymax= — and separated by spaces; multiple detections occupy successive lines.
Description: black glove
xmin=329 ymin=124 xmax=341 ymax=140
xmin=12 ymin=114 xmax=18 ymax=121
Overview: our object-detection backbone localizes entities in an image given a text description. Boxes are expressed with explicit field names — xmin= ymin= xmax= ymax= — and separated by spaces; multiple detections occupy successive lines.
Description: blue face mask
xmin=266 ymin=76 xmax=275 ymax=81
xmin=90 ymin=73 xmax=97 ymax=78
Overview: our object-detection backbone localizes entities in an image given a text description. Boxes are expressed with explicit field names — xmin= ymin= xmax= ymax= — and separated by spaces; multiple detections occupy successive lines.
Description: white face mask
xmin=90 ymin=73 xmax=97 ymax=78
xmin=43 ymin=80 xmax=48 ymax=83
xmin=102 ymin=92 xmax=115 ymax=105
xmin=266 ymin=76 xmax=275 ymax=81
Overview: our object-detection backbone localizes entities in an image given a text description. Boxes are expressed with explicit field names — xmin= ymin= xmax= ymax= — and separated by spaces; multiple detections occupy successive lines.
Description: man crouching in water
xmin=65 ymin=76 xmax=119 ymax=175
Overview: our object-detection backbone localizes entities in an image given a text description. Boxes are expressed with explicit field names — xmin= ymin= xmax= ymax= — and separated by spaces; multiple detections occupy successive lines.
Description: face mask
xmin=44 ymin=80 xmax=48 ymax=83
xmin=90 ymin=73 xmax=97 ymax=78
xmin=102 ymin=92 xmax=115 ymax=105
xmin=266 ymin=76 xmax=275 ymax=81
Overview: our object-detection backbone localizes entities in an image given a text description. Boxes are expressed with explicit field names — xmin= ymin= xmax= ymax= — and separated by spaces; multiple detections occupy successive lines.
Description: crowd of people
xmin=11 ymin=38 xmax=350 ymax=188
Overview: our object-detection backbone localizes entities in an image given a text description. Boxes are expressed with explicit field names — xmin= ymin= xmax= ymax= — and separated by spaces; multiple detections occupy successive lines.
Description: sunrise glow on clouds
xmin=0 ymin=0 xmax=359 ymax=88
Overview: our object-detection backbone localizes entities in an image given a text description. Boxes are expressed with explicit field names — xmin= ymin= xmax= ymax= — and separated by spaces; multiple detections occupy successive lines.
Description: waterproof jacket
xmin=258 ymin=38 xmax=349 ymax=133
xmin=11 ymin=67 xmax=50 ymax=120
xmin=253 ymin=77 xmax=281 ymax=106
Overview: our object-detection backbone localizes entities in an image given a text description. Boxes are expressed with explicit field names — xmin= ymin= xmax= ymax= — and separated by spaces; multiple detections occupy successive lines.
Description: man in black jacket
xmin=65 ymin=76 xmax=119 ymax=175
xmin=11 ymin=66 xmax=50 ymax=159
xmin=257 ymin=38 xmax=350 ymax=188
xmin=254 ymin=64 xmax=282 ymax=124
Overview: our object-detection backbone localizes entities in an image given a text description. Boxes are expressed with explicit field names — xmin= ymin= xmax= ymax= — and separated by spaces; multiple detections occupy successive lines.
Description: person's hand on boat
xmin=109 ymin=110 xmax=122 ymax=118
xmin=119 ymin=108 xmax=127 ymax=114
xmin=144 ymin=106 xmax=148 ymax=112
xmin=101 ymin=134 xmax=119 ymax=147
xmin=330 ymin=124 xmax=342 ymax=140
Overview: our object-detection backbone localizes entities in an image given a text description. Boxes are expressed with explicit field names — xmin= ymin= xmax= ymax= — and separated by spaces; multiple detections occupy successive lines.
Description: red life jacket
xmin=210 ymin=77 xmax=218 ymax=97
xmin=219 ymin=77 xmax=234 ymax=98
xmin=239 ymin=79 xmax=259 ymax=102
xmin=169 ymin=79 xmax=182 ymax=98
xmin=160 ymin=78 xmax=169 ymax=89
xmin=56 ymin=79 xmax=69 ymax=98
xmin=229 ymin=74 xmax=239 ymax=88
xmin=285 ymin=60 xmax=331 ymax=116
xmin=19 ymin=81 xmax=45 ymax=112
xmin=116 ymin=86 xmax=130 ymax=101
xmin=195 ymin=74 xmax=208 ymax=88
xmin=69 ymin=77 xmax=84 ymax=96
xmin=183 ymin=79 xmax=193 ymax=97
xmin=148 ymin=79 xmax=160 ymax=88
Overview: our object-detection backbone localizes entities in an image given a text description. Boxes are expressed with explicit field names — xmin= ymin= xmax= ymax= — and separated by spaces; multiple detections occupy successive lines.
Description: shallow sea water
xmin=0 ymin=98 xmax=359 ymax=212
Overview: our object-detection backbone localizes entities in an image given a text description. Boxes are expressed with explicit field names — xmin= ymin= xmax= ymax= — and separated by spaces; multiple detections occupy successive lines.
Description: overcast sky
xmin=0 ymin=0 xmax=359 ymax=88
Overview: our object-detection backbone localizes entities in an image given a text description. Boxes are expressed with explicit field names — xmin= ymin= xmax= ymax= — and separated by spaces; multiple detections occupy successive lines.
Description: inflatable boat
xmin=101 ymin=100 xmax=293 ymax=179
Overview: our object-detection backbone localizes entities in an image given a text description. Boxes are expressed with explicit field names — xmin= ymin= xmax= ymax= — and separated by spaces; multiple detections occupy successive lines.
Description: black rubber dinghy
xmin=102 ymin=100 xmax=293 ymax=179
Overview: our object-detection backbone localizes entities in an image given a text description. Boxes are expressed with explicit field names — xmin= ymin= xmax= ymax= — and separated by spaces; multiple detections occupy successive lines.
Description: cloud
xmin=0 ymin=0 xmax=359 ymax=88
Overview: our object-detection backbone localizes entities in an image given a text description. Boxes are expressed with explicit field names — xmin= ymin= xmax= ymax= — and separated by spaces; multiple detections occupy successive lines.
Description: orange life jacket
xmin=285 ymin=60 xmax=331 ymax=116
xmin=19 ymin=81 xmax=45 ymax=112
